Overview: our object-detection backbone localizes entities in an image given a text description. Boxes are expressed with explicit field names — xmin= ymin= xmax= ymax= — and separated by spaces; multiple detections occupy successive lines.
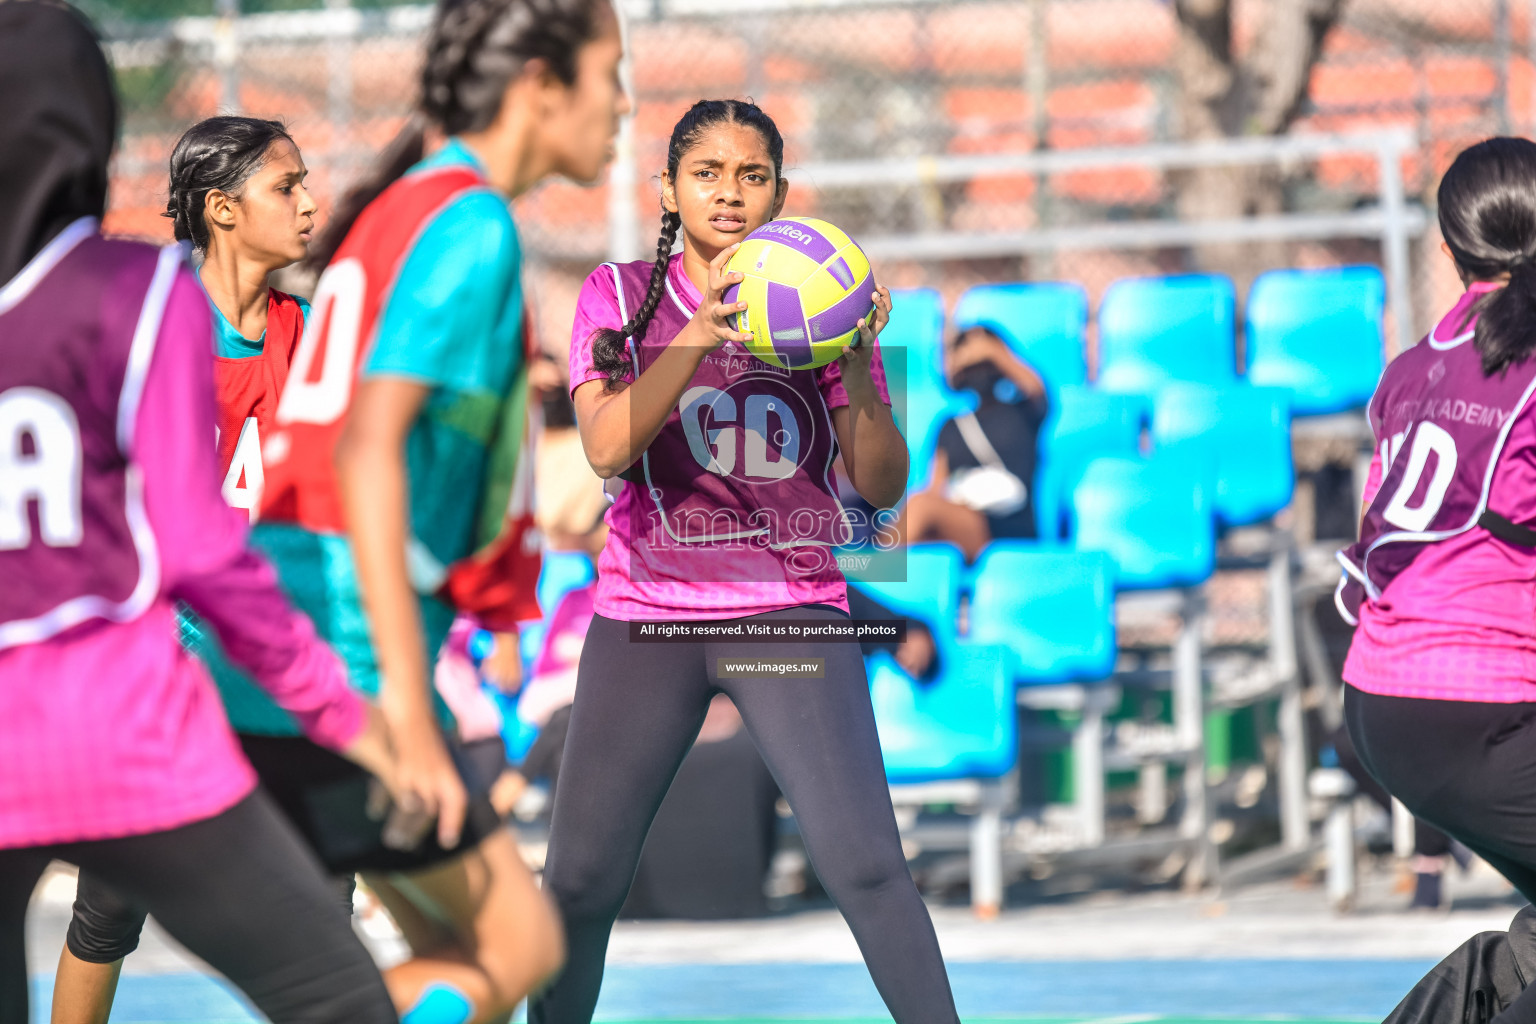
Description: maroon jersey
xmin=609 ymin=258 xmax=850 ymax=583
xmin=0 ymin=221 xmax=181 ymax=648
xmin=1337 ymin=283 xmax=1536 ymax=623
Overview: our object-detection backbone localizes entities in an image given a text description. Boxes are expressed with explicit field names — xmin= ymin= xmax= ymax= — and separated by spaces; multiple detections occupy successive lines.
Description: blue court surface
xmin=28 ymin=959 xmax=1429 ymax=1022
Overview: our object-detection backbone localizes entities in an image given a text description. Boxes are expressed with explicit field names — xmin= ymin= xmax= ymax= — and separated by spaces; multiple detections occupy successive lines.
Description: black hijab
xmin=0 ymin=1 xmax=118 ymax=284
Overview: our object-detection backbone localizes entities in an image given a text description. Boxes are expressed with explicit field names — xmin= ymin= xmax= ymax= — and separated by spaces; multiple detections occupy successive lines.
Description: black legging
xmin=67 ymin=858 xmax=359 ymax=965
xmin=1328 ymin=721 xmax=1451 ymax=858
xmin=1347 ymin=686 xmax=1536 ymax=1024
xmin=0 ymin=791 xmax=396 ymax=1024
xmin=529 ymin=606 xmax=959 ymax=1024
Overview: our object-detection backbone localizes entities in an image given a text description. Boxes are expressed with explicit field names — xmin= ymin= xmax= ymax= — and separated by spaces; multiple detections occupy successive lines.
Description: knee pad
xmin=66 ymin=878 xmax=147 ymax=964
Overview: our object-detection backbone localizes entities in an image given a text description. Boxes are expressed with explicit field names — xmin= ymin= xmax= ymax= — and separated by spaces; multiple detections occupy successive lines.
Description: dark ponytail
xmin=165 ymin=116 xmax=294 ymax=253
xmin=589 ymin=98 xmax=785 ymax=388
xmin=305 ymin=0 xmax=613 ymax=272
xmin=1438 ymin=136 xmax=1536 ymax=375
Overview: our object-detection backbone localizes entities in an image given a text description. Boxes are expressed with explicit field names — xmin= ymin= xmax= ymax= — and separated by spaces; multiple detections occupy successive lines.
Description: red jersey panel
xmin=259 ymin=166 xmax=482 ymax=532
xmin=256 ymin=165 xmax=543 ymax=625
xmin=214 ymin=288 xmax=303 ymax=519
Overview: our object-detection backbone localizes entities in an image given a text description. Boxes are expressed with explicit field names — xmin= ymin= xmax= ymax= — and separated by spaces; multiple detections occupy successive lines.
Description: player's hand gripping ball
xmin=722 ymin=217 xmax=876 ymax=371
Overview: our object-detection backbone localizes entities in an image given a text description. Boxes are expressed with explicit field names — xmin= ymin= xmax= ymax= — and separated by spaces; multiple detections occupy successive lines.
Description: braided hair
xmin=165 ymin=116 xmax=294 ymax=253
xmin=588 ymin=99 xmax=785 ymax=388
xmin=1440 ymin=137 xmax=1536 ymax=376
xmin=305 ymin=0 xmax=613 ymax=272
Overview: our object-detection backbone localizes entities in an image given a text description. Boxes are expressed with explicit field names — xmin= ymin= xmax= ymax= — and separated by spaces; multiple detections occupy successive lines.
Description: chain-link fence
xmin=91 ymin=0 xmax=1534 ymax=355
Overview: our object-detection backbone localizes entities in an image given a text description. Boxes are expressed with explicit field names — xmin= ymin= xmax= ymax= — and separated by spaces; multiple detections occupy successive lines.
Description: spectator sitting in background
xmin=895 ymin=325 xmax=1047 ymax=561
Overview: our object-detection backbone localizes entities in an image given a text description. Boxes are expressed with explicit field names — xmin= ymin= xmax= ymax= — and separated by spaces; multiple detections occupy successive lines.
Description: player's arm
xmin=328 ymin=202 xmax=523 ymax=849
xmin=575 ymin=244 xmax=751 ymax=478
xmin=336 ymin=376 xmax=466 ymax=849
xmin=832 ymin=286 xmax=907 ymax=510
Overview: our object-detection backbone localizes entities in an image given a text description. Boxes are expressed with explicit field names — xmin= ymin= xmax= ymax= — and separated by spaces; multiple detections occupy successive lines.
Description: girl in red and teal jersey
xmin=171 ymin=117 xmax=317 ymax=518
xmin=54 ymin=1 xmax=628 ymax=1019
xmin=237 ymin=1 xmax=626 ymax=1021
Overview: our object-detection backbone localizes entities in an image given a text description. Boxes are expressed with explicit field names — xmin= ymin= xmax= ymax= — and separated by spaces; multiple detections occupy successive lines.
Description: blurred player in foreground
xmin=48 ymin=114 xmax=330 ymax=1024
xmin=235 ymin=0 xmax=627 ymax=1019
xmin=532 ymin=98 xmax=958 ymax=1024
xmin=0 ymin=6 xmax=402 ymax=1022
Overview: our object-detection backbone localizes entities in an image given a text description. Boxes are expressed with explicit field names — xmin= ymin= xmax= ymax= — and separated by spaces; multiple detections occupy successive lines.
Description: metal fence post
xmin=1027 ymin=0 xmax=1051 ymax=277
xmin=608 ymin=4 xmax=641 ymax=263
xmin=1498 ymin=0 xmax=1513 ymax=136
xmin=215 ymin=0 xmax=240 ymax=114
xmin=1530 ymin=0 xmax=1536 ymax=136
xmin=1378 ymin=134 xmax=1414 ymax=351
xmin=325 ymin=0 xmax=353 ymax=152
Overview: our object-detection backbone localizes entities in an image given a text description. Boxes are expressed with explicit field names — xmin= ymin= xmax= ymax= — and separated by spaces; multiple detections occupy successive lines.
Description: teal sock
xmin=401 ymin=984 xmax=474 ymax=1024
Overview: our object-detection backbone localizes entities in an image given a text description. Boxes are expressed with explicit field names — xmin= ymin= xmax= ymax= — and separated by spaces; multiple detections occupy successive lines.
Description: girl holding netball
xmin=531 ymin=99 xmax=959 ymax=1024
xmin=1340 ymin=137 xmax=1536 ymax=1021
xmin=0 ymin=6 xmax=401 ymax=1022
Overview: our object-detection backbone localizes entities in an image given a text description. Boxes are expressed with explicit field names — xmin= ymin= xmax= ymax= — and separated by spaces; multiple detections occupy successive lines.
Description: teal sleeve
xmin=364 ymin=193 xmax=521 ymax=393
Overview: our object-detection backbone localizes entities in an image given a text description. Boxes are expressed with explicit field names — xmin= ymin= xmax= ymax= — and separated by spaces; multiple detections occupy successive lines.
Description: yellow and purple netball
xmin=723 ymin=217 xmax=876 ymax=371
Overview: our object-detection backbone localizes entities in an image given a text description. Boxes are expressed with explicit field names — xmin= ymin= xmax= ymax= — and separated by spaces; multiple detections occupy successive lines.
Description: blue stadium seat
xmin=1151 ymin=382 xmax=1295 ymax=527
xmin=1096 ymin=274 xmax=1237 ymax=393
xmin=459 ymin=630 xmax=540 ymax=764
xmin=953 ymin=282 xmax=1089 ymax=398
xmin=1245 ymin=265 xmax=1385 ymax=415
xmin=1068 ymin=453 xmax=1216 ymax=590
xmin=856 ymin=545 xmax=1014 ymax=780
xmin=1034 ymin=386 xmax=1149 ymax=540
xmin=869 ymin=645 xmax=1017 ymax=782
xmin=881 ymin=288 xmax=973 ymax=490
xmin=519 ymin=550 xmax=598 ymax=671
xmin=500 ymin=552 xmax=597 ymax=766
xmin=850 ymin=542 xmax=964 ymax=646
xmin=498 ymin=692 xmax=541 ymax=764
xmin=969 ymin=543 xmax=1116 ymax=684
xmin=537 ymin=549 xmax=596 ymax=615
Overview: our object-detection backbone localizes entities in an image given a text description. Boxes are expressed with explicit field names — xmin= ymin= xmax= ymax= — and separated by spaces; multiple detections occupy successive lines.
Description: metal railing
xmin=781 ymin=128 xmax=1423 ymax=353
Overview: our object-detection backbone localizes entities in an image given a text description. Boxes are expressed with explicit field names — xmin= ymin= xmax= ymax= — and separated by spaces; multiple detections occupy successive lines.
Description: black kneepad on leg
xmin=66 ymin=872 xmax=148 ymax=964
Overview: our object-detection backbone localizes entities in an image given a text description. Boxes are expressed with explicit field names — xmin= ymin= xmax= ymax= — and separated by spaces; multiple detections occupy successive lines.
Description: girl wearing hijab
xmin=48 ymin=115 xmax=348 ymax=1024
xmin=0 ymin=5 xmax=403 ymax=1023
xmin=48 ymin=0 xmax=626 ymax=1002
